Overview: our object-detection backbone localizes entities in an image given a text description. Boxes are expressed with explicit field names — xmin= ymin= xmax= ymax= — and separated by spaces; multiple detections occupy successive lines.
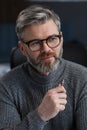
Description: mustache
xmin=39 ymin=51 xmax=56 ymax=59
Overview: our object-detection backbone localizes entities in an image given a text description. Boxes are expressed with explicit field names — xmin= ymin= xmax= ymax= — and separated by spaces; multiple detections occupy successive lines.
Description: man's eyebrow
xmin=26 ymin=34 xmax=59 ymax=43
xmin=26 ymin=38 xmax=41 ymax=43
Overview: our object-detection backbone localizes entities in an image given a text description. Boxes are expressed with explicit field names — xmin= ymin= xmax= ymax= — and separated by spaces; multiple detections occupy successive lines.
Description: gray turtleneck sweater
xmin=0 ymin=59 xmax=87 ymax=130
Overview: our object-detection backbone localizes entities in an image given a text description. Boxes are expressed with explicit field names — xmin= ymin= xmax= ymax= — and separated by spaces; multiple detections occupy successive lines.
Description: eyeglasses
xmin=22 ymin=34 xmax=62 ymax=52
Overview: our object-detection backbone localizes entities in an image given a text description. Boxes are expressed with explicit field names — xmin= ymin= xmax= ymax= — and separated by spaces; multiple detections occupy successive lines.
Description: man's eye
xmin=31 ymin=41 xmax=40 ymax=45
xmin=49 ymin=36 xmax=57 ymax=41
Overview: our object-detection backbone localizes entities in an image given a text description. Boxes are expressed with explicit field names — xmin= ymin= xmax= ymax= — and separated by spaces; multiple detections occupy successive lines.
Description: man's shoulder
xmin=63 ymin=58 xmax=87 ymax=70
xmin=63 ymin=58 xmax=87 ymax=77
xmin=0 ymin=63 xmax=28 ymax=88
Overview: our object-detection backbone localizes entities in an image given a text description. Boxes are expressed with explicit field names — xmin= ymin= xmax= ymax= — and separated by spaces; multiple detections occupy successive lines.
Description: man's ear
xmin=18 ymin=41 xmax=27 ymax=56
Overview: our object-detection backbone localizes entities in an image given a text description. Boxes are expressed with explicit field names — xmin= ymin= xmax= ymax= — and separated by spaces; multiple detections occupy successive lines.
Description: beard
xmin=27 ymin=48 xmax=63 ymax=74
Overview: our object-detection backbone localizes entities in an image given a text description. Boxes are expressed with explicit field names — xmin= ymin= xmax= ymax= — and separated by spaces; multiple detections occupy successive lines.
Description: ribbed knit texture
xmin=0 ymin=58 xmax=87 ymax=130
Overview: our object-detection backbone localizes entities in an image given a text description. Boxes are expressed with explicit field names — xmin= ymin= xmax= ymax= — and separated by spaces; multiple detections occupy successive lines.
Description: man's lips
xmin=41 ymin=55 xmax=53 ymax=60
xmin=38 ymin=52 xmax=56 ymax=62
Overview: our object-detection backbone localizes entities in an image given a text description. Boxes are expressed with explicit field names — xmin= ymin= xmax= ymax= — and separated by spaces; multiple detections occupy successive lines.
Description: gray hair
xmin=16 ymin=5 xmax=61 ymax=41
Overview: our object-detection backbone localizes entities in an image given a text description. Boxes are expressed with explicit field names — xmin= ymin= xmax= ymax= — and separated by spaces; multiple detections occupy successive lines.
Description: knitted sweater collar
xmin=26 ymin=58 xmax=66 ymax=87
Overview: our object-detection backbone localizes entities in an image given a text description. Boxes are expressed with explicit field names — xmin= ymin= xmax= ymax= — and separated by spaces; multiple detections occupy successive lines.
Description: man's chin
xmin=40 ymin=58 xmax=55 ymax=67
xmin=35 ymin=59 xmax=60 ymax=74
xmin=27 ymin=56 xmax=61 ymax=74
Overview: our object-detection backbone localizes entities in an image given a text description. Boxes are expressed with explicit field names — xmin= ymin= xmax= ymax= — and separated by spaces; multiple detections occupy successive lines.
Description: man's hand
xmin=37 ymin=83 xmax=67 ymax=121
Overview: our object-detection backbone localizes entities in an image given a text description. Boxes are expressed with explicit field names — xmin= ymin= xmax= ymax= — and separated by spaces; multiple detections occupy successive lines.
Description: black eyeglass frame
xmin=22 ymin=34 xmax=62 ymax=52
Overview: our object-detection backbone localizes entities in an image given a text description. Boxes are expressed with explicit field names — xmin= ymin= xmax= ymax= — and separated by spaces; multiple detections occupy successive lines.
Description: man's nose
xmin=41 ymin=41 xmax=51 ymax=52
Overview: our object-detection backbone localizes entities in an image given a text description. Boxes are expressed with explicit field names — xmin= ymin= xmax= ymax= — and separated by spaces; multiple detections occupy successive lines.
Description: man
xmin=0 ymin=5 xmax=87 ymax=130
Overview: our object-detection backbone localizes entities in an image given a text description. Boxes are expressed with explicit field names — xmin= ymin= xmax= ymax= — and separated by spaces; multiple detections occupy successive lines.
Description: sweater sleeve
xmin=0 ymin=83 xmax=47 ymax=130
xmin=75 ymin=83 xmax=87 ymax=130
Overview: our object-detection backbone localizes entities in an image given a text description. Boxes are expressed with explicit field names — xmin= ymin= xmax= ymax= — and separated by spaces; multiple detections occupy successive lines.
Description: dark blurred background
xmin=1 ymin=0 xmax=87 ymax=62
xmin=0 ymin=0 xmax=87 ymax=75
